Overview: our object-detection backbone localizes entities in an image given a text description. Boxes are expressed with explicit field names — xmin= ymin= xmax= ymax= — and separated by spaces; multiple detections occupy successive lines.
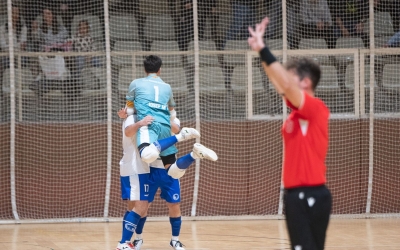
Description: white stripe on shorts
xmin=129 ymin=175 xmax=140 ymax=201
xmin=139 ymin=125 xmax=150 ymax=145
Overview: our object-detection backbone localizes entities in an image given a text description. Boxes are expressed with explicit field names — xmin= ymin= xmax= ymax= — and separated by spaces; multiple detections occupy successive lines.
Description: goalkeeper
xmin=126 ymin=55 xmax=202 ymax=170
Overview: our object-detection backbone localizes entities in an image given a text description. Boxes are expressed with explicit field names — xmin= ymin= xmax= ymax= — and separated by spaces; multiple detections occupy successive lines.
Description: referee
xmin=248 ymin=18 xmax=332 ymax=250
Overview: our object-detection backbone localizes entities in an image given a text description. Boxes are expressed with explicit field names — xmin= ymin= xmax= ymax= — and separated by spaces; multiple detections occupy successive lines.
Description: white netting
xmin=1 ymin=0 xmax=108 ymax=220
xmin=1 ymin=0 xmax=400 ymax=222
xmin=370 ymin=49 xmax=400 ymax=214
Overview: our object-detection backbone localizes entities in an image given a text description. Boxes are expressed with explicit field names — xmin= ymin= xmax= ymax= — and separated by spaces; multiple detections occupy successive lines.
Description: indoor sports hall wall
xmin=0 ymin=119 xmax=399 ymax=220
xmin=1 ymin=0 xmax=400 ymax=222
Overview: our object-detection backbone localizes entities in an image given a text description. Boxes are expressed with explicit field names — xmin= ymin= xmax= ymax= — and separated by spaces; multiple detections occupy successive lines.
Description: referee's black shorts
xmin=284 ymin=185 xmax=332 ymax=250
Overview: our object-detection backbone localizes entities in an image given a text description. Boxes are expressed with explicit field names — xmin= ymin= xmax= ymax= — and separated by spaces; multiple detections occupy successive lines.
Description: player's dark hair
xmin=143 ymin=55 xmax=162 ymax=73
xmin=285 ymin=58 xmax=321 ymax=90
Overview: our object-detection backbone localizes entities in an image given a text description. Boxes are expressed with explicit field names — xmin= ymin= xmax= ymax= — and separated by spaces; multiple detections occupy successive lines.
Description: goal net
xmin=0 ymin=0 xmax=400 ymax=223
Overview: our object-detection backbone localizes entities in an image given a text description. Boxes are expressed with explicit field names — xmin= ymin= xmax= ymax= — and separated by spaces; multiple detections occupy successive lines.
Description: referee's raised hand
xmin=248 ymin=17 xmax=269 ymax=52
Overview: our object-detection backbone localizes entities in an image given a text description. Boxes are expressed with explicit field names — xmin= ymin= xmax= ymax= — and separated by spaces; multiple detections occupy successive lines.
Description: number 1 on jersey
xmin=154 ymin=86 xmax=159 ymax=102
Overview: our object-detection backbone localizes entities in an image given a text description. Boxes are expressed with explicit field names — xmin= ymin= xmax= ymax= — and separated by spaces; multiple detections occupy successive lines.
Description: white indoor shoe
xmin=133 ymin=239 xmax=143 ymax=250
xmin=192 ymin=143 xmax=218 ymax=161
xmin=116 ymin=241 xmax=135 ymax=250
xmin=170 ymin=240 xmax=185 ymax=250
xmin=178 ymin=127 xmax=200 ymax=141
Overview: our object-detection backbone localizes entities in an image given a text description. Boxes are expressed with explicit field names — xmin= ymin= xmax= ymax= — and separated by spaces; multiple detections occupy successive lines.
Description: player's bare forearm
xmin=125 ymin=116 xmax=154 ymax=138
xmin=124 ymin=123 xmax=141 ymax=138
xmin=171 ymin=121 xmax=180 ymax=134
xmin=248 ymin=17 xmax=303 ymax=108
xmin=261 ymin=61 xmax=303 ymax=107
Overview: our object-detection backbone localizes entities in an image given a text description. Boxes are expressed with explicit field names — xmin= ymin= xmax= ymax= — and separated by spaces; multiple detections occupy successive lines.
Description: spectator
xmin=176 ymin=0 xmax=194 ymax=53
xmin=287 ymin=0 xmax=301 ymax=49
xmin=176 ymin=0 xmax=221 ymax=48
xmin=388 ymin=0 xmax=400 ymax=31
xmin=53 ymin=0 xmax=82 ymax=35
xmin=36 ymin=7 xmax=69 ymax=51
xmin=198 ymin=0 xmax=221 ymax=44
xmin=71 ymin=20 xmax=99 ymax=76
xmin=264 ymin=0 xmax=282 ymax=39
xmin=299 ymin=0 xmax=335 ymax=48
xmin=224 ymin=0 xmax=258 ymax=44
xmin=26 ymin=19 xmax=43 ymax=53
xmin=385 ymin=30 xmax=400 ymax=47
xmin=0 ymin=5 xmax=27 ymax=118
xmin=117 ymin=0 xmax=148 ymax=50
xmin=21 ymin=0 xmax=42 ymax=32
xmin=0 ymin=5 xmax=27 ymax=73
xmin=221 ymin=0 xmax=258 ymax=90
xmin=330 ymin=0 xmax=369 ymax=39
xmin=0 ymin=5 xmax=27 ymax=53
xmin=29 ymin=7 xmax=69 ymax=94
xmin=174 ymin=1 xmax=224 ymax=91
xmin=175 ymin=0 xmax=195 ymax=92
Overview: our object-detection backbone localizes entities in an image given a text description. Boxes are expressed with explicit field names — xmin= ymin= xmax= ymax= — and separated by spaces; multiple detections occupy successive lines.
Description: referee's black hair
xmin=144 ymin=55 xmax=162 ymax=73
xmin=285 ymin=58 xmax=321 ymax=91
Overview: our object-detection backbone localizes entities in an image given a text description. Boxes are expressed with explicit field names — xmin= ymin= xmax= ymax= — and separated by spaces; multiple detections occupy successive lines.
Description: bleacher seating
xmin=267 ymin=39 xmax=284 ymax=50
xmin=118 ymin=66 xmax=141 ymax=93
xmin=188 ymin=40 xmax=220 ymax=66
xmin=364 ymin=12 xmax=395 ymax=36
xmin=319 ymin=65 xmax=339 ymax=90
xmin=382 ymin=64 xmax=400 ymax=89
xmin=298 ymin=38 xmax=331 ymax=65
xmin=109 ymin=15 xmax=138 ymax=41
xmin=151 ymin=40 xmax=182 ymax=66
xmin=112 ymin=40 xmax=143 ymax=66
xmin=223 ymin=40 xmax=249 ymax=65
xmin=335 ymin=37 xmax=365 ymax=65
xmin=144 ymin=15 xmax=175 ymax=40
xmin=231 ymin=66 xmax=265 ymax=92
xmin=199 ymin=66 xmax=226 ymax=94
xmin=375 ymin=35 xmax=393 ymax=48
xmin=159 ymin=67 xmax=188 ymax=96
xmin=2 ymin=68 xmax=34 ymax=94
xmin=345 ymin=64 xmax=377 ymax=89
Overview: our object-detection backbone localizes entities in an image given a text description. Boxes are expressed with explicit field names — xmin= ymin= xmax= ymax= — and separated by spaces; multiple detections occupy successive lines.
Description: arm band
xmin=259 ymin=47 xmax=277 ymax=65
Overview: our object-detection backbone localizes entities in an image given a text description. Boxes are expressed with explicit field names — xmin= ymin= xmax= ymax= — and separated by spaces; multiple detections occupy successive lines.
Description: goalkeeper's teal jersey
xmin=126 ymin=73 xmax=176 ymax=126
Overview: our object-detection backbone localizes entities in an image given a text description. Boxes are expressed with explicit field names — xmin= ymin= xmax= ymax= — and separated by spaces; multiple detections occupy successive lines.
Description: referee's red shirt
xmin=282 ymin=91 xmax=330 ymax=189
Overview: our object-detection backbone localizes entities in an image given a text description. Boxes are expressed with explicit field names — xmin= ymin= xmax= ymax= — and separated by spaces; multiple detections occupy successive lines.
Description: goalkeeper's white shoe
xmin=177 ymin=127 xmax=200 ymax=141
xmin=192 ymin=143 xmax=218 ymax=161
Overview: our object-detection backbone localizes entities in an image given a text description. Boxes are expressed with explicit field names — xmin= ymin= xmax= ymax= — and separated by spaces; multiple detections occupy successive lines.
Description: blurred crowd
xmin=1 ymin=0 xmax=400 ymax=96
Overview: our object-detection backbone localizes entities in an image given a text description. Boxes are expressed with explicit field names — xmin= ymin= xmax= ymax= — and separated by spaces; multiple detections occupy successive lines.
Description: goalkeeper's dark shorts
xmin=284 ymin=185 xmax=332 ymax=250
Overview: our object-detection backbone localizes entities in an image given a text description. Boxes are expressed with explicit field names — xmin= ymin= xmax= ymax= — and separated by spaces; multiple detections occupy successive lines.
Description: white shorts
xmin=120 ymin=174 xmax=150 ymax=201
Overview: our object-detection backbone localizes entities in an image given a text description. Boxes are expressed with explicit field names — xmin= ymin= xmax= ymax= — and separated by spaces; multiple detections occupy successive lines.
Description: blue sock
xmin=153 ymin=136 xmax=178 ymax=152
xmin=176 ymin=153 xmax=195 ymax=170
xmin=169 ymin=217 xmax=182 ymax=237
xmin=120 ymin=211 xmax=141 ymax=243
xmin=135 ymin=216 xmax=147 ymax=235
xmin=121 ymin=211 xmax=129 ymax=238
